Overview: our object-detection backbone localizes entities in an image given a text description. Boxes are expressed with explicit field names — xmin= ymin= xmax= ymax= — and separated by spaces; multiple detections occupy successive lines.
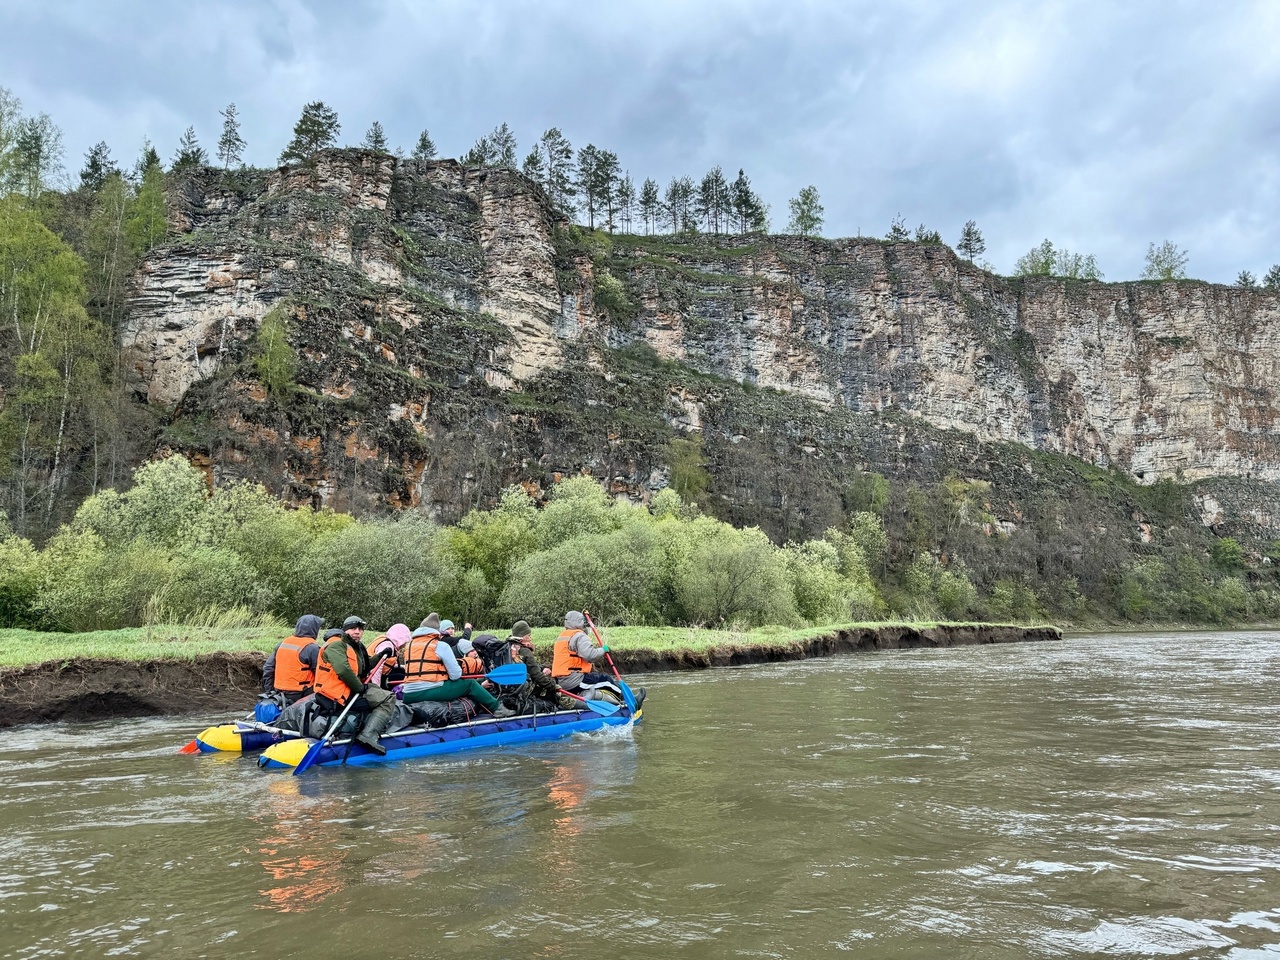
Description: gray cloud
xmin=2 ymin=0 xmax=1277 ymax=281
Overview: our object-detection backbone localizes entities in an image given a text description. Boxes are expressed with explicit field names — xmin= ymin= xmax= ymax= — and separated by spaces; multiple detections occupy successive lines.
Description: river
xmin=3 ymin=630 xmax=1280 ymax=959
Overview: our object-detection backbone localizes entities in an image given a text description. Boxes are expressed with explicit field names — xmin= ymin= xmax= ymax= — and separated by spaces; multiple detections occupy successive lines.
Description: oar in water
xmin=582 ymin=610 xmax=637 ymax=713
xmin=557 ymin=688 xmax=621 ymax=716
xmin=294 ymin=693 xmax=362 ymax=776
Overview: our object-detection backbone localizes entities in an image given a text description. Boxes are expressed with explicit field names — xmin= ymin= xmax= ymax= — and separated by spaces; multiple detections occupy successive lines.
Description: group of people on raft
xmin=260 ymin=610 xmax=645 ymax=755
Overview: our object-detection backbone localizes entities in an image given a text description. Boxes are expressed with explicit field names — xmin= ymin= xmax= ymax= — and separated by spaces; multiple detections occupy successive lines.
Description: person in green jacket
xmin=507 ymin=620 xmax=561 ymax=705
xmin=313 ymin=617 xmax=398 ymax=756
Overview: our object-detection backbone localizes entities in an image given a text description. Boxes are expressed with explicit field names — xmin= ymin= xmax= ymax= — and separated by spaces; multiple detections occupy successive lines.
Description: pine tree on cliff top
xmin=729 ymin=169 xmax=766 ymax=234
xmin=411 ymin=129 xmax=436 ymax=160
xmin=638 ymin=177 xmax=660 ymax=235
xmin=279 ymin=101 xmax=340 ymax=164
xmin=957 ymin=220 xmax=985 ymax=262
xmin=171 ymin=126 xmax=207 ymax=172
xmin=217 ymin=103 xmax=245 ymax=168
xmin=362 ymin=120 xmax=388 ymax=152
xmin=535 ymin=127 xmax=576 ymax=213
xmin=78 ymin=141 xmax=116 ymax=192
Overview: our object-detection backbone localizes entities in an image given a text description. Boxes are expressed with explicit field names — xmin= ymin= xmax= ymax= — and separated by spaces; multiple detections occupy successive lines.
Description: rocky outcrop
xmin=597 ymin=237 xmax=1280 ymax=485
xmin=118 ymin=150 xmax=1279 ymax=536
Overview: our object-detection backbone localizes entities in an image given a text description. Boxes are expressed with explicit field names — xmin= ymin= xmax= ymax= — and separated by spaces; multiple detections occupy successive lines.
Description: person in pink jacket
xmin=365 ymin=622 xmax=411 ymax=688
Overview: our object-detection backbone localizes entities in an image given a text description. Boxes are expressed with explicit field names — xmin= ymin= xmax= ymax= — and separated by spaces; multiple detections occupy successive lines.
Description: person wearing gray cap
xmin=310 ymin=615 xmax=397 ymax=756
xmin=551 ymin=610 xmax=623 ymax=703
xmin=342 ymin=615 xmax=366 ymax=646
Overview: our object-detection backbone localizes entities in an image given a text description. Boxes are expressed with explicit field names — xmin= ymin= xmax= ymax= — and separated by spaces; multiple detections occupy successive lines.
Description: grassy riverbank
xmin=0 ymin=619 xmax=1057 ymax=669
xmin=0 ymin=621 xmax=1062 ymax=726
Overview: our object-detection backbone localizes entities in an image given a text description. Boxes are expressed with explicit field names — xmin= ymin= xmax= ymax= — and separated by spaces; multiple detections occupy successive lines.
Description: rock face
xmin=594 ymin=237 xmax=1280 ymax=485
xmin=119 ymin=149 xmax=1279 ymax=535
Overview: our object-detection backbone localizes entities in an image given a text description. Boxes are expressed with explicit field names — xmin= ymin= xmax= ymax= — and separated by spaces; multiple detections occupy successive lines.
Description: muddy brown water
xmin=2 ymin=630 xmax=1280 ymax=958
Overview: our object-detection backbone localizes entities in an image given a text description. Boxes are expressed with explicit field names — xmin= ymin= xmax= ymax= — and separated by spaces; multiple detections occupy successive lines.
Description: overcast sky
xmin=3 ymin=0 xmax=1277 ymax=282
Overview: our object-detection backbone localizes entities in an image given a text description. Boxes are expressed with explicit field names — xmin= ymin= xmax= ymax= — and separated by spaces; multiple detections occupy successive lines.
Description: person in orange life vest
xmin=365 ymin=622 xmax=411 ymax=688
xmin=455 ymin=639 xmax=486 ymax=677
xmin=551 ymin=610 xmax=634 ymax=702
xmin=262 ymin=614 xmax=323 ymax=705
xmin=312 ymin=617 xmax=398 ymax=756
xmin=399 ymin=622 xmax=515 ymax=717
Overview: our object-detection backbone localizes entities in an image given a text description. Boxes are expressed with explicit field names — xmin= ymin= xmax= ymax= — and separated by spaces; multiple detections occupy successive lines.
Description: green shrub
xmin=0 ymin=530 xmax=40 ymax=627
xmin=593 ymin=270 xmax=634 ymax=322
xmin=499 ymin=521 xmax=666 ymax=625
xmin=673 ymin=522 xmax=795 ymax=626
xmin=1211 ymin=537 xmax=1245 ymax=572
xmin=904 ymin=553 xmax=979 ymax=620
xmin=282 ymin=514 xmax=460 ymax=628
xmin=532 ymin=475 xmax=618 ymax=549
xmin=37 ymin=533 xmax=174 ymax=631
xmin=783 ymin=540 xmax=849 ymax=624
xmin=985 ymin=578 xmax=1044 ymax=622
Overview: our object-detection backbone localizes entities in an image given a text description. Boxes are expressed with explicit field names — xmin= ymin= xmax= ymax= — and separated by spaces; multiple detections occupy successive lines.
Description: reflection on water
xmin=2 ymin=630 xmax=1280 ymax=958
xmin=253 ymin=778 xmax=351 ymax=913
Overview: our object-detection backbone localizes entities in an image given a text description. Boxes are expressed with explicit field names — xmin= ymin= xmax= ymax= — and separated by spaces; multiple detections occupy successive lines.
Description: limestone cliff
xmin=119 ymin=149 xmax=1279 ymax=540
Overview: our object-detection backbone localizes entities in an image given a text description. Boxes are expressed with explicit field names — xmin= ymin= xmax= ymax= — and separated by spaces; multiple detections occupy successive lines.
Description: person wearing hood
xmin=366 ymin=623 xmax=412 ymax=688
xmin=311 ymin=616 xmax=398 ymax=756
xmin=400 ymin=621 xmax=515 ymax=718
xmin=262 ymin=614 xmax=324 ymax=705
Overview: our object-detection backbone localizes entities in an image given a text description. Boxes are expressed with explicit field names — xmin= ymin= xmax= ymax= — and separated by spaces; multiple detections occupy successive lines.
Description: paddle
xmin=293 ymin=692 xmax=361 ymax=775
xmin=483 ymin=663 xmax=531 ymax=685
xmin=557 ymin=688 xmax=621 ymax=716
xmin=582 ymin=610 xmax=638 ymax=713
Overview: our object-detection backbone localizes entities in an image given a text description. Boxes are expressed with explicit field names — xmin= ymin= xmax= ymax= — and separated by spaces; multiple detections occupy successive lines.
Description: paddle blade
xmin=178 ymin=739 xmax=200 ymax=754
xmin=580 ymin=697 xmax=620 ymax=716
xmin=618 ymin=680 xmax=638 ymax=713
xmin=486 ymin=663 xmax=528 ymax=685
xmin=293 ymin=739 xmax=324 ymax=775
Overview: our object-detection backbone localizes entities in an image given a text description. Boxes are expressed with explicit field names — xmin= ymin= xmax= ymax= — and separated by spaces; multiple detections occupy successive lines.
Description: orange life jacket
xmin=365 ymin=635 xmax=397 ymax=686
xmin=401 ymin=635 xmax=449 ymax=683
xmin=551 ymin=629 xmax=592 ymax=678
xmin=313 ymin=640 xmax=361 ymax=706
xmin=459 ymin=651 xmax=485 ymax=677
xmin=273 ymin=635 xmax=317 ymax=692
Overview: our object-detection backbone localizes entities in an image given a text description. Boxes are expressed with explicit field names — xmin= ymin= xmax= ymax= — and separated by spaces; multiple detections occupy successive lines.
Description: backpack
xmin=472 ymin=633 xmax=514 ymax=672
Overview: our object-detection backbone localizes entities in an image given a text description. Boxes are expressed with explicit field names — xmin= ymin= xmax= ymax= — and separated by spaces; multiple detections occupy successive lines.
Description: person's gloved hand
xmin=599 ymin=644 xmax=609 ymax=653
xmin=357 ymin=682 xmax=368 ymax=695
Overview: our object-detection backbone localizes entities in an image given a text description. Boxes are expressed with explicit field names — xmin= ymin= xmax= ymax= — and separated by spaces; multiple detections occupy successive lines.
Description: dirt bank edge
xmin=0 ymin=624 xmax=1060 ymax=727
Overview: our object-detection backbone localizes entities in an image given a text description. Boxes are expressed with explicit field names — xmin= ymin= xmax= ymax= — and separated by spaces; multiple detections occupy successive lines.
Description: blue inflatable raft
xmin=257 ymin=702 xmax=640 ymax=770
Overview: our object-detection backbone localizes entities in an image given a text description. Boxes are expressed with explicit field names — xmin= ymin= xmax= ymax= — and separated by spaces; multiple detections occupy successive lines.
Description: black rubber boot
xmin=358 ymin=736 xmax=387 ymax=757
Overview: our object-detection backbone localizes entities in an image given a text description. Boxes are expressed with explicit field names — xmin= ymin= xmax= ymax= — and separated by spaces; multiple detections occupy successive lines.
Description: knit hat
xmin=420 ymin=613 xmax=441 ymax=630
xmin=411 ymin=625 xmax=438 ymax=638
xmin=511 ymin=620 xmax=532 ymax=638
xmin=386 ymin=623 xmax=411 ymax=647
xmin=457 ymin=638 xmax=474 ymax=655
xmin=323 ymin=628 xmax=343 ymax=640
xmin=439 ymin=619 xmax=454 ymax=633
xmin=564 ymin=611 xmax=585 ymax=629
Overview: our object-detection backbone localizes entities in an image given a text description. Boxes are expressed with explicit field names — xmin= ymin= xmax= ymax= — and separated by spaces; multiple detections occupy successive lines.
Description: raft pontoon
xmin=257 ymin=702 xmax=641 ymax=770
